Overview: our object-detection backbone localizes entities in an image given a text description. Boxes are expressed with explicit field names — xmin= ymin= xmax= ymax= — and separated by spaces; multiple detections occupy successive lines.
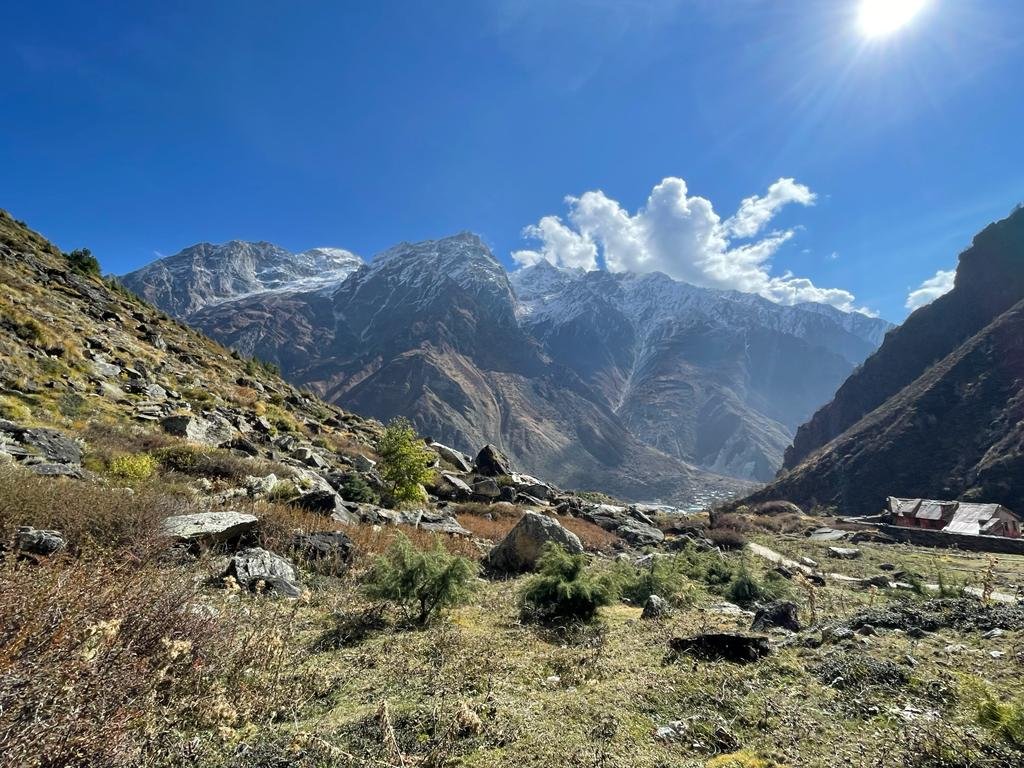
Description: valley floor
xmin=6 ymin=493 xmax=1024 ymax=768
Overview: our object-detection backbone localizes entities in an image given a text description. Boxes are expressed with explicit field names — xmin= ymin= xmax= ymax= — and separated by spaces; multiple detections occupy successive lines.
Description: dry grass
xmin=559 ymin=515 xmax=621 ymax=551
xmin=0 ymin=465 xmax=187 ymax=552
xmin=0 ymin=557 xmax=311 ymax=768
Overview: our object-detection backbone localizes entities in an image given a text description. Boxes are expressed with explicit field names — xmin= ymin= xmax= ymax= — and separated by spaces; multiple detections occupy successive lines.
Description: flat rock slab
xmin=669 ymin=632 xmax=771 ymax=663
xmin=162 ymin=511 xmax=257 ymax=544
xmin=809 ymin=527 xmax=849 ymax=541
xmin=224 ymin=547 xmax=301 ymax=597
xmin=827 ymin=546 xmax=862 ymax=559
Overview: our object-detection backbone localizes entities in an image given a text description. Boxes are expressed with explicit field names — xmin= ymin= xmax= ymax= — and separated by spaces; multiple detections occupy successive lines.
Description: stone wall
xmin=878 ymin=524 xmax=1024 ymax=555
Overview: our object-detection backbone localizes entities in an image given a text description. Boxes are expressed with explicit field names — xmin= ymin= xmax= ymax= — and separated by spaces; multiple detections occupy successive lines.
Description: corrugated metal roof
xmin=917 ymin=501 xmax=955 ymax=521
xmin=943 ymin=504 xmax=1004 ymax=535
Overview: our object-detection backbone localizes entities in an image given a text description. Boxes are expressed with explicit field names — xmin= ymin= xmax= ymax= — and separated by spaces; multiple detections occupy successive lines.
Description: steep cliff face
xmin=745 ymin=298 xmax=1024 ymax=514
xmin=784 ymin=206 xmax=1024 ymax=469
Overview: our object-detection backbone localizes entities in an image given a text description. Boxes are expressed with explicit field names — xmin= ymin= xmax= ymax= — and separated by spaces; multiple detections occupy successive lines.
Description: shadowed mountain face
xmin=124 ymin=233 xmax=891 ymax=502
xmin=783 ymin=206 xmax=1024 ymax=470
xmin=746 ymin=207 xmax=1024 ymax=515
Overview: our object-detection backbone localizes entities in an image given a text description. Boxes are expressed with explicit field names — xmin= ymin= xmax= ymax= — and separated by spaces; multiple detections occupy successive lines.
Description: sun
xmin=858 ymin=0 xmax=928 ymax=37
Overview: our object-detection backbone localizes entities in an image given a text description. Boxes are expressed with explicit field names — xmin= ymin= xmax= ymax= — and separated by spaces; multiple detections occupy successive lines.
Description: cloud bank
xmin=513 ymin=177 xmax=870 ymax=313
xmin=905 ymin=268 xmax=955 ymax=311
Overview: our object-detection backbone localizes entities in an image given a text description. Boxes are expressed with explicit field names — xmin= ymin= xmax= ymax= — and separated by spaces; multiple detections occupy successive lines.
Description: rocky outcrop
xmin=484 ymin=511 xmax=583 ymax=574
xmin=473 ymin=444 xmax=513 ymax=477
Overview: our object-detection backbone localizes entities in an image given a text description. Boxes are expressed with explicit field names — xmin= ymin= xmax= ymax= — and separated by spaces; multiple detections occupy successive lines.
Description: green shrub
xmin=363 ymin=532 xmax=477 ymax=625
xmin=614 ymin=556 xmax=698 ymax=607
xmin=375 ymin=417 xmax=434 ymax=506
xmin=153 ymin=445 xmax=202 ymax=473
xmin=726 ymin=562 xmax=788 ymax=607
xmin=975 ymin=686 xmax=1024 ymax=746
xmin=267 ymin=479 xmax=299 ymax=501
xmin=335 ymin=471 xmax=380 ymax=504
xmin=64 ymin=247 xmax=101 ymax=277
xmin=108 ymin=453 xmax=157 ymax=481
xmin=520 ymin=543 xmax=619 ymax=624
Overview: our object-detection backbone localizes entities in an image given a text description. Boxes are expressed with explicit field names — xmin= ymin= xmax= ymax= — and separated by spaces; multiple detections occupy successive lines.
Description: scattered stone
xmin=798 ymin=556 xmax=819 ymax=568
xmin=289 ymin=531 xmax=355 ymax=573
xmin=668 ymin=632 xmax=771 ymax=663
xmin=846 ymin=598 xmax=1024 ymax=634
xmin=751 ymin=601 xmax=801 ymax=632
xmin=13 ymin=526 xmax=66 ymax=556
xmin=430 ymin=442 xmax=473 ymax=472
xmin=878 ymin=563 xmax=897 ymax=571
xmin=350 ymin=454 xmax=376 ymax=473
xmin=27 ymin=463 xmax=87 ymax=479
xmin=161 ymin=414 xmax=234 ymax=446
xmin=0 ymin=420 xmax=83 ymax=464
xmin=827 ymin=546 xmax=862 ymax=560
xmin=435 ymin=472 xmax=473 ymax=500
xmin=161 ymin=511 xmax=257 ymax=545
xmin=224 ymin=547 xmax=302 ymax=597
xmin=471 ymin=477 xmax=501 ymax=500
xmin=809 ymin=527 xmax=849 ymax=541
xmin=243 ymin=473 xmax=278 ymax=497
xmin=473 ymin=444 xmax=513 ymax=476
xmin=484 ymin=511 xmax=583 ymax=574
xmin=641 ymin=595 xmax=672 ymax=620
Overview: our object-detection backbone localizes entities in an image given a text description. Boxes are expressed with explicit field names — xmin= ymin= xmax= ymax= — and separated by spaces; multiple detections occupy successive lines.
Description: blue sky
xmin=2 ymin=0 xmax=1022 ymax=320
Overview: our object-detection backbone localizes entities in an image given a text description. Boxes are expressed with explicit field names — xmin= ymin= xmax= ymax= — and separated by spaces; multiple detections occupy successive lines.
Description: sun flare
xmin=858 ymin=0 xmax=928 ymax=37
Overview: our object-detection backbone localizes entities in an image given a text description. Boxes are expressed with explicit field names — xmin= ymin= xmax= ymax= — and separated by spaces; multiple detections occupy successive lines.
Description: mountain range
xmin=122 ymin=234 xmax=892 ymax=504
xmin=746 ymin=205 xmax=1024 ymax=514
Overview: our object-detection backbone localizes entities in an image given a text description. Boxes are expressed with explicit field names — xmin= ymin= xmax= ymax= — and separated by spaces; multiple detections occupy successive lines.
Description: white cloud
xmin=725 ymin=178 xmax=816 ymax=238
xmin=513 ymin=176 xmax=871 ymax=313
xmin=905 ymin=268 xmax=955 ymax=311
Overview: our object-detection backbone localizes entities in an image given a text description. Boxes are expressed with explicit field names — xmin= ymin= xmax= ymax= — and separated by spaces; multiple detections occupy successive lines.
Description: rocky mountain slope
xmin=746 ymin=206 xmax=1024 ymax=514
xmin=120 ymin=240 xmax=362 ymax=317
xmin=512 ymin=262 xmax=889 ymax=481
xmin=124 ymin=233 xmax=889 ymax=499
xmin=784 ymin=206 xmax=1024 ymax=469
xmin=186 ymin=234 xmax=748 ymax=505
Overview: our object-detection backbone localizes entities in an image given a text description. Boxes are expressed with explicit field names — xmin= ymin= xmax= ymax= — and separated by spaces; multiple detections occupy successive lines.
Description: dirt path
xmin=746 ymin=542 xmax=1019 ymax=603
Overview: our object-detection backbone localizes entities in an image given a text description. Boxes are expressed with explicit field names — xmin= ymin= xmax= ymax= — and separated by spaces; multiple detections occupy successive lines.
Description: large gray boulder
xmin=224 ymin=547 xmax=301 ymax=597
xmin=485 ymin=511 xmax=583 ymax=574
xmin=161 ymin=414 xmax=235 ymax=446
xmin=161 ymin=511 xmax=257 ymax=544
xmin=473 ymin=444 xmax=513 ymax=477
xmin=430 ymin=442 xmax=473 ymax=472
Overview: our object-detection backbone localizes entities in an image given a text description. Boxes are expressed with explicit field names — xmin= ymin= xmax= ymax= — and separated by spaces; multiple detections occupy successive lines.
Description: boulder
xmin=289 ymin=531 xmax=355 ymax=573
xmin=430 ymin=442 xmax=473 ymax=472
xmin=473 ymin=444 xmax=513 ymax=477
xmin=617 ymin=518 xmax=665 ymax=547
xmin=668 ymin=632 xmax=771 ymax=663
xmin=243 ymin=473 xmax=278 ymax=497
xmin=224 ymin=547 xmax=302 ymax=597
xmin=161 ymin=511 xmax=257 ymax=544
xmin=827 ymin=546 xmax=862 ymax=560
xmin=435 ymin=472 xmax=473 ymax=501
xmin=418 ymin=510 xmax=472 ymax=536
xmin=350 ymin=454 xmax=376 ymax=473
xmin=28 ymin=463 xmax=87 ymax=479
xmin=293 ymin=489 xmax=359 ymax=525
xmin=751 ymin=601 xmax=801 ymax=632
xmin=160 ymin=414 xmax=234 ymax=446
xmin=484 ymin=511 xmax=583 ymax=574
xmin=471 ymin=477 xmax=502 ymax=501
xmin=641 ymin=595 xmax=672 ymax=620
xmin=13 ymin=526 xmax=66 ymax=556
xmin=0 ymin=420 xmax=83 ymax=464
xmin=508 ymin=473 xmax=553 ymax=501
